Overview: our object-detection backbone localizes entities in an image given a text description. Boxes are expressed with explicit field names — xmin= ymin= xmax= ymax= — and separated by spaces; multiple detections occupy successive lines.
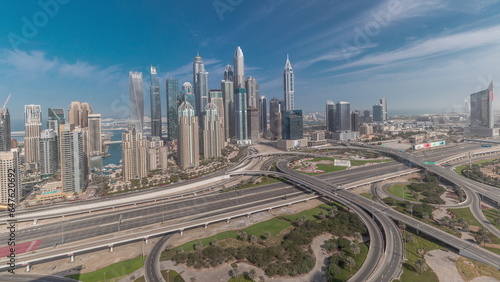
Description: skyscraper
xmin=79 ymin=102 xmax=92 ymax=128
xmin=146 ymin=136 xmax=168 ymax=171
xmin=129 ymin=71 xmax=144 ymax=133
xmin=380 ymin=98 xmax=388 ymax=120
xmin=24 ymin=105 xmax=42 ymax=165
xmin=372 ymin=104 xmax=384 ymax=122
xmin=40 ymin=129 xmax=58 ymax=176
xmin=282 ymin=110 xmax=303 ymax=140
xmin=222 ymin=80 xmax=235 ymax=139
xmin=363 ymin=110 xmax=372 ymax=123
xmin=247 ymin=107 xmax=259 ymax=141
xmin=351 ymin=110 xmax=360 ymax=132
xmin=202 ymin=103 xmax=222 ymax=159
xmin=0 ymin=150 xmax=20 ymax=204
xmin=470 ymin=81 xmax=494 ymax=129
xmin=269 ymin=98 xmax=282 ymax=140
xmin=224 ymin=64 xmax=234 ymax=82
xmin=234 ymin=46 xmax=245 ymax=90
xmin=88 ymin=114 xmax=102 ymax=156
xmin=193 ymin=53 xmax=209 ymax=117
xmin=68 ymin=101 xmax=80 ymax=126
xmin=122 ymin=127 xmax=148 ymax=181
xmin=335 ymin=102 xmax=351 ymax=131
xmin=178 ymin=101 xmax=199 ymax=169
xmin=234 ymin=88 xmax=248 ymax=142
xmin=47 ymin=108 xmax=65 ymax=134
xmin=166 ymin=78 xmax=180 ymax=141
xmin=60 ymin=124 xmax=86 ymax=193
xmin=245 ymin=76 xmax=259 ymax=108
xmin=149 ymin=66 xmax=162 ymax=137
xmin=181 ymin=82 xmax=196 ymax=115
xmin=284 ymin=55 xmax=294 ymax=111
xmin=209 ymin=89 xmax=225 ymax=148
xmin=259 ymin=96 xmax=267 ymax=134
xmin=0 ymin=107 xmax=11 ymax=151
xmin=326 ymin=101 xmax=335 ymax=132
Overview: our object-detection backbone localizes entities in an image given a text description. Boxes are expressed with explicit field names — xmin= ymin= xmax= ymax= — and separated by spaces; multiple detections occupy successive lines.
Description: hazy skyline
xmin=1 ymin=0 xmax=500 ymax=128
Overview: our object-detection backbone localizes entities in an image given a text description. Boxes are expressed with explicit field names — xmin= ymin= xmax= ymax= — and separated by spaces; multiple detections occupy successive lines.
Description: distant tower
xmin=202 ymin=103 xmax=222 ymax=159
xmin=88 ymin=114 xmax=102 ymax=156
xmin=379 ymin=98 xmax=388 ymax=120
xmin=363 ymin=110 xmax=372 ymax=123
xmin=326 ymin=101 xmax=335 ymax=132
xmin=269 ymin=98 xmax=282 ymax=140
xmin=166 ymin=78 xmax=180 ymax=140
xmin=222 ymin=80 xmax=235 ymax=139
xmin=181 ymin=82 xmax=196 ymax=114
xmin=224 ymin=64 xmax=234 ymax=82
xmin=193 ymin=53 xmax=209 ymax=117
xmin=247 ymin=107 xmax=259 ymax=142
xmin=150 ymin=65 xmax=162 ymax=137
xmin=351 ymin=110 xmax=360 ymax=131
xmin=282 ymin=110 xmax=303 ymax=140
xmin=470 ymin=81 xmax=494 ymax=129
xmin=178 ymin=101 xmax=199 ymax=169
xmin=68 ymin=101 xmax=81 ymax=126
xmin=245 ymin=76 xmax=259 ymax=108
xmin=24 ymin=104 xmax=42 ymax=165
xmin=129 ymin=71 xmax=144 ymax=133
xmin=0 ymin=107 xmax=11 ymax=151
xmin=40 ymin=129 xmax=58 ymax=176
xmin=47 ymin=108 xmax=65 ymax=134
xmin=209 ymin=89 xmax=226 ymax=148
xmin=79 ymin=102 xmax=92 ymax=128
xmin=234 ymin=88 xmax=248 ymax=142
xmin=60 ymin=124 xmax=86 ymax=193
xmin=372 ymin=104 xmax=384 ymax=122
xmin=259 ymin=96 xmax=267 ymax=134
xmin=0 ymin=150 xmax=20 ymax=204
xmin=234 ymin=46 xmax=245 ymax=90
xmin=284 ymin=55 xmax=294 ymax=111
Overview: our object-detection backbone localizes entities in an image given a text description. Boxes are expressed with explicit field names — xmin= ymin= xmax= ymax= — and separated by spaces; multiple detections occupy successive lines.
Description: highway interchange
xmin=0 ymin=142 xmax=499 ymax=281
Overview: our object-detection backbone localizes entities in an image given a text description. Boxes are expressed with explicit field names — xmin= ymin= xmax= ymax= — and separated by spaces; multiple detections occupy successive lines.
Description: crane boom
xmin=2 ymin=93 xmax=11 ymax=108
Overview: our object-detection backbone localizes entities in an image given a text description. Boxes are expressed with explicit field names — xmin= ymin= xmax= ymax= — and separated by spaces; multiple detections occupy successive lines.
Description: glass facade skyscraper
xmin=282 ymin=110 xmax=303 ymax=140
xmin=470 ymin=81 xmax=494 ymax=129
xmin=166 ymin=78 xmax=180 ymax=140
xmin=129 ymin=71 xmax=144 ymax=133
xmin=234 ymin=88 xmax=247 ymax=141
xmin=0 ymin=108 xmax=11 ymax=152
xmin=284 ymin=55 xmax=294 ymax=111
xmin=150 ymin=66 xmax=162 ymax=137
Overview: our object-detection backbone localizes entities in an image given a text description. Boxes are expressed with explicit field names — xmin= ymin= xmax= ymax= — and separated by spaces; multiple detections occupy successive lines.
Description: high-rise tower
xmin=178 ymin=101 xmax=199 ymax=169
xmin=202 ymin=103 xmax=222 ymax=159
xmin=24 ymin=105 xmax=42 ymax=165
xmin=259 ymin=96 xmax=267 ymax=134
xmin=379 ymin=98 xmax=388 ymax=120
xmin=269 ymin=98 xmax=282 ymax=140
xmin=60 ymin=124 xmax=86 ymax=193
xmin=0 ymin=150 xmax=20 ymax=204
xmin=40 ymin=129 xmax=58 ymax=176
xmin=222 ymin=80 xmax=235 ymax=139
xmin=284 ymin=55 xmax=294 ymax=111
xmin=47 ymin=108 xmax=65 ymax=134
xmin=0 ymin=107 xmax=11 ymax=151
xmin=234 ymin=46 xmax=245 ymax=90
xmin=470 ymin=81 xmax=494 ymax=129
xmin=193 ymin=53 xmax=209 ymax=117
xmin=245 ymin=76 xmax=259 ymax=108
xmin=88 ymin=114 xmax=102 ymax=156
xmin=166 ymin=78 xmax=180 ymax=140
xmin=234 ymin=88 xmax=248 ymax=142
xmin=372 ymin=104 xmax=384 ymax=123
xmin=224 ymin=64 xmax=234 ymax=82
xmin=129 ymin=71 xmax=144 ymax=133
xmin=209 ymin=89 xmax=225 ymax=149
xmin=150 ymin=66 xmax=162 ymax=137
xmin=326 ymin=101 xmax=335 ymax=132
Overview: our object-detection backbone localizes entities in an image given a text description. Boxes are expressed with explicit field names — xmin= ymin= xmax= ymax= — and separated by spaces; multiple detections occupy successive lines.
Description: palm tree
xmin=415 ymin=259 xmax=428 ymax=274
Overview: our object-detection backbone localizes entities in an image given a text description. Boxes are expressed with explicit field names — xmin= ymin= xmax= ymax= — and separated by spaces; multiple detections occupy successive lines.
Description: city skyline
xmin=2 ymin=1 xmax=500 ymax=126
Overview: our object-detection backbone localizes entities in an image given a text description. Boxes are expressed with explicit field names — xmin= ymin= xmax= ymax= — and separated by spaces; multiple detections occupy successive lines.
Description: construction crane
xmin=2 ymin=93 xmax=11 ymax=108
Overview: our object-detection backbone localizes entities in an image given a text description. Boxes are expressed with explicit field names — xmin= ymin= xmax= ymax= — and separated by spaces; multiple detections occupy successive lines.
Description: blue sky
xmin=1 ymin=0 xmax=500 ymax=129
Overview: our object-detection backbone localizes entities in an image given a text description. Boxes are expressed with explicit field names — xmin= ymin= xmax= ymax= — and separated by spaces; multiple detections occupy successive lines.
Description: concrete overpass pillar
xmin=204 ymin=223 xmax=208 ymax=229
xmin=69 ymin=254 xmax=74 ymax=262
xmin=33 ymin=219 xmax=38 ymax=225
xmin=144 ymin=237 xmax=149 ymax=244
xmin=109 ymin=245 xmax=114 ymax=252
xmin=226 ymin=218 xmax=230 ymax=223
xmin=180 ymin=229 xmax=184 ymax=235
xmin=26 ymin=264 xmax=30 ymax=272
xmin=268 ymin=209 xmax=272 ymax=213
